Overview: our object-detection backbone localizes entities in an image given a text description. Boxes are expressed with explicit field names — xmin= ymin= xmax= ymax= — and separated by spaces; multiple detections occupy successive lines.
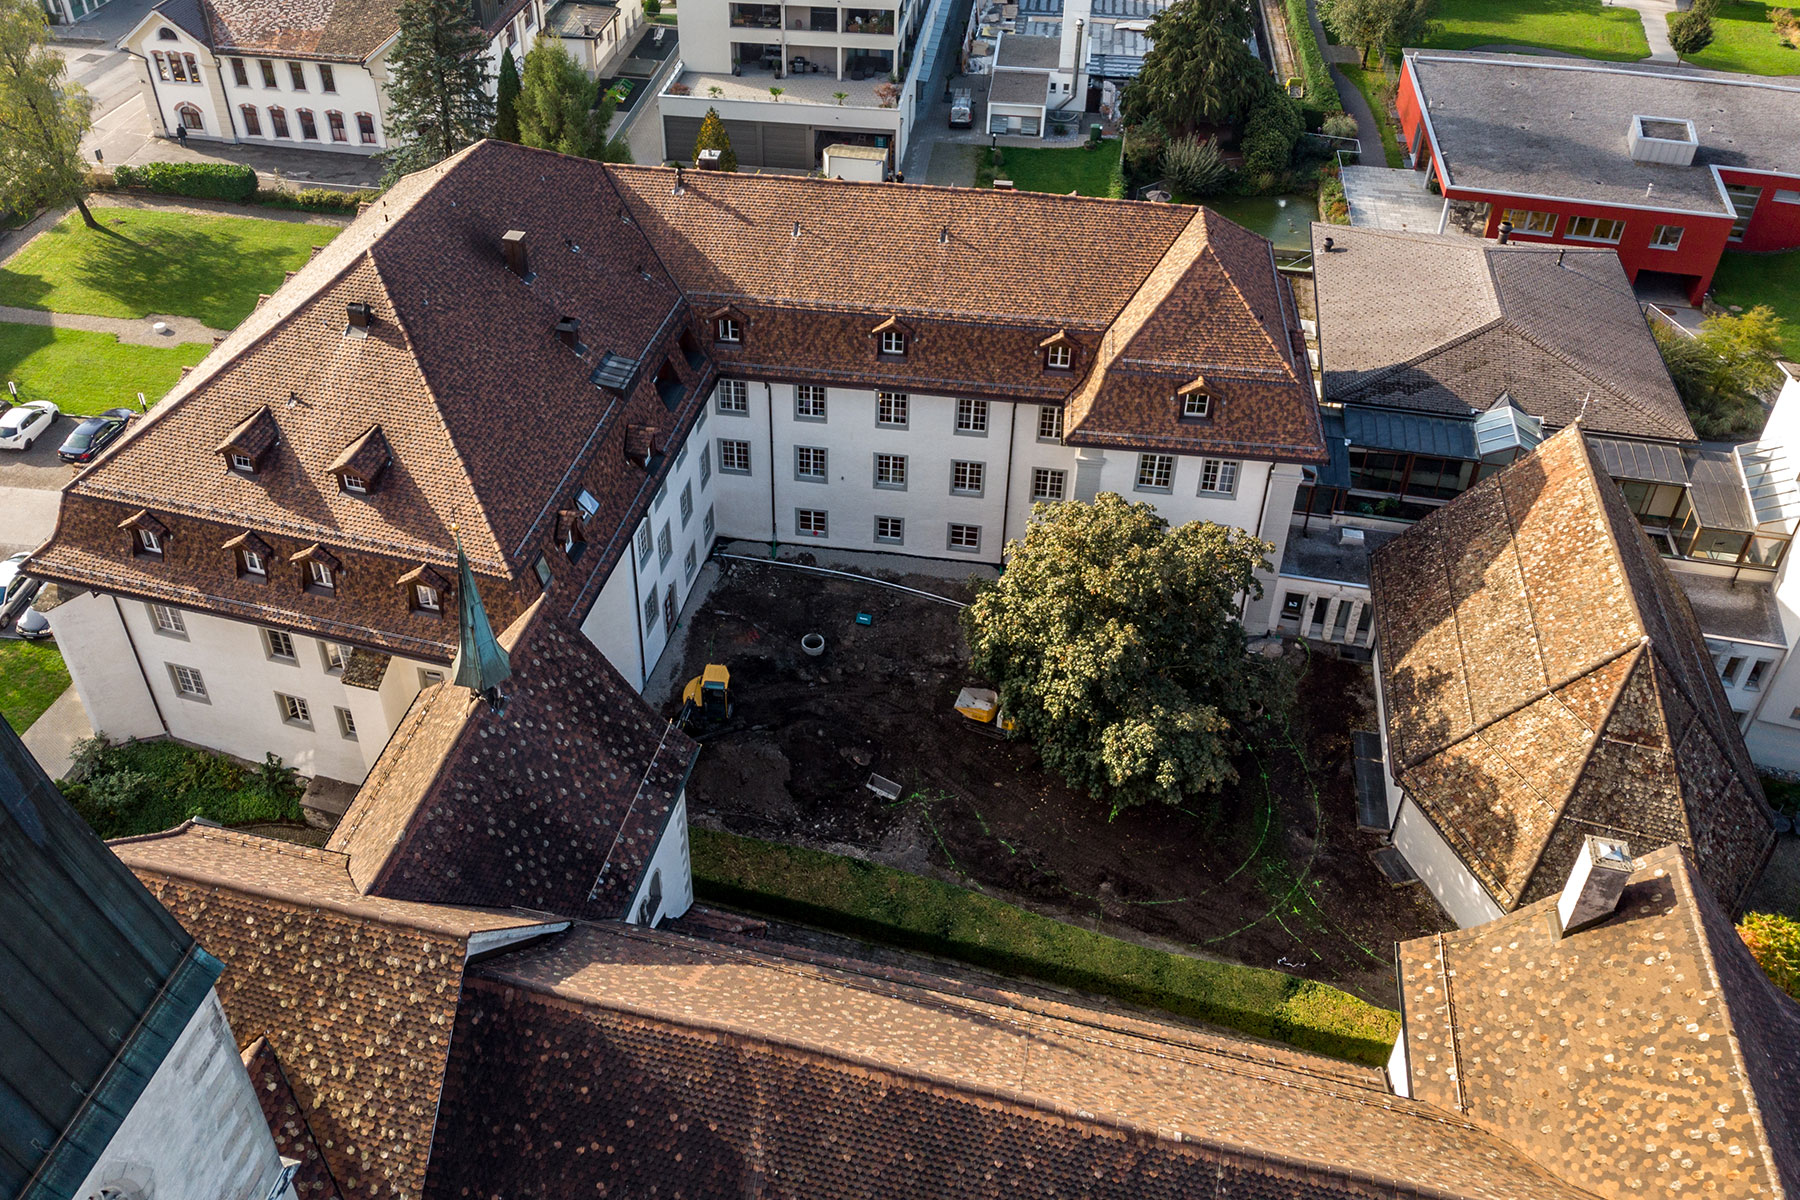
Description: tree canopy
xmin=1739 ymin=912 xmax=1800 ymax=1001
xmin=1653 ymin=305 xmax=1784 ymax=439
xmin=1124 ymin=0 xmax=1266 ymax=131
xmin=382 ymin=0 xmax=493 ymax=180
xmin=0 ymin=0 xmax=96 ymax=227
xmin=962 ymin=494 xmax=1288 ymax=814
xmin=495 ymin=47 xmax=521 ymax=142
xmin=1317 ymin=0 xmax=1436 ymax=67
xmin=517 ymin=41 xmax=610 ymax=158
xmin=693 ymin=107 xmax=738 ymax=170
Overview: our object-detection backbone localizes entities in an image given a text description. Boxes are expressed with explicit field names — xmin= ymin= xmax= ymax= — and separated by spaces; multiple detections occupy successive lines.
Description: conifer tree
xmin=0 ymin=0 xmax=97 ymax=227
xmin=1123 ymin=0 xmax=1264 ymax=130
xmin=692 ymin=107 xmax=737 ymax=170
xmin=517 ymin=41 xmax=609 ymax=158
xmin=382 ymin=0 xmax=494 ymax=180
xmin=495 ymin=47 xmax=521 ymax=141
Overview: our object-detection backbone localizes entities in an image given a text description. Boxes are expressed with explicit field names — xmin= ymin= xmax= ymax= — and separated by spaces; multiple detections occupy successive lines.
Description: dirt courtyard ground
xmin=666 ymin=557 xmax=1449 ymax=1004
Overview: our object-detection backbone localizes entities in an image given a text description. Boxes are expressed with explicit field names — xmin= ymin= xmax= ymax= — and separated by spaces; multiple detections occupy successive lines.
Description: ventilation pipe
xmin=555 ymin=316 xmax=581 ymax=349
xmin=346 ymin=302 xmax=373 ymax=329
xmin=1497 ymin=220 xmax=1513 ymax=245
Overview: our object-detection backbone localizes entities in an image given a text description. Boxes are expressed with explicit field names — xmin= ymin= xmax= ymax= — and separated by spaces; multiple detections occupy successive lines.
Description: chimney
xmin=1497 ymin=220 xmax=1513 ymax=245
xmin=674 ymin=162 xmax=688 ymax=191
xmin=346 ymin=301 xmax=373 ymax=329
xmin=555 ymin=316 xmax=581 ymax=349
xmin=939 ymin=226 xmax=949 ymax=244
xmin=1556 ymin=836 xmax=1634 ymax=935
xmin=501 ymin=229 xmax=530 ymax=278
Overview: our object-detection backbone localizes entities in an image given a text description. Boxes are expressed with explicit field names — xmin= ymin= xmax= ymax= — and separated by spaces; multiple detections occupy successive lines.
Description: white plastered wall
xmin=1741 ymin=369 xmax=1800 ymax=770
xmin=628 ymin=791 xmax=695 ymax=925
xmin=1392 ymin=795 xmax=1505 ymax=929
xmin=42 ymin=590 xmax=165 ymax=743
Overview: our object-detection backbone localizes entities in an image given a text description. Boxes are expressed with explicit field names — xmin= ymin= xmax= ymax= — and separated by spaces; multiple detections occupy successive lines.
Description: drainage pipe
xmin=715 ymin=552 xmax=967 ymax=608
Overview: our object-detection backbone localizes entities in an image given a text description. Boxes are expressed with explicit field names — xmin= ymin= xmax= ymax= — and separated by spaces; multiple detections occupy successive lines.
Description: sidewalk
xmin=1614 ymin=0 xmax=1679 ymax=61
xmin=21 ymin=686 xmax=93 ymax=782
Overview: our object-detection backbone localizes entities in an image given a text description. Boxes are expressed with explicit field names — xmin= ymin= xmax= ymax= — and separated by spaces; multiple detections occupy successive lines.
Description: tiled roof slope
xmin=188 ymin=0 xmax=405 ymax=60
xmin=30 ymin=142 xmax=711 ymax=662
xmin=1396 ymin=845 xmax=1800 ymax=1200
xmin=242 ymin=1038 xmax=344 ymax=1200
xmin=328 ymin=599 xmax=696 ymax=918
xmin=1370 ymin=426 xmax=1775 ymax=912
xmin=111 ymin=822 xmax=558 ymax=1200
xmin=1314 ymin=224 xmax=1694 ymax=441
xmin=425 ymin=921 xmax=1599 ymax=1200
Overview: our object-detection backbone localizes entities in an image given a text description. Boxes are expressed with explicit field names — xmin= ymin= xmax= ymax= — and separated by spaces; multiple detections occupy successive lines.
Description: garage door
xmin=723 ymin=119 xmax=763 ymax=166
xmin=760 ymin=122 xmax=812 ymax=169
xmin=662 ymin=114 xmax=703 ymax=163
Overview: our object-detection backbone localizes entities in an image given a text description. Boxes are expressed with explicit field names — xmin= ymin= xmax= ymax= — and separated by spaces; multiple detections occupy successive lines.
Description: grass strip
xmin=1679 ymin=0 xmax=1800 ymax=74
xmin=1337 ymin=65 xmax=1403 ymax=168
xmin=1284 ymin=0 xmax=1339 ymax=117
xmin=1710 ymin=249 xmax=1800 ymax=361
xmin=692 ymin=827 xmax=1401 ymax=1065
xmin=990 ymin=142 xmax=1125 ymax=198
xmin=1422 ymin=0 xmax=1649 ymax=59
xmin=0 ymin=322 xmax=209 ymax=416
xmin=0 ymin=639 xmax=70 ymax=734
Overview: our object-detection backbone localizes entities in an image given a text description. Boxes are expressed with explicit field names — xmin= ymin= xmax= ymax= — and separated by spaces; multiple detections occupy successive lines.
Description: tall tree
xmin=1123 ymin=0 xmax=1264 ymax=131
xmin=517 ymin=41 xmax=610 ymax=158
xmin=382 ymin=0 xmax=494 ymax=180
xmin=692 ymin=107 xmax=738 ymax=170
xmin=962 ymin=493 xmax=1289 ymax=814
xmin=1318 ymin=0 xmax=1435 ymax=66
xmin=495 ymin=47 xmax=521 ymax=141
xmin=1653 ymin=305 xmax=1785 ymax=439
xmin=0 ymin=0 xmax=96 ymax=228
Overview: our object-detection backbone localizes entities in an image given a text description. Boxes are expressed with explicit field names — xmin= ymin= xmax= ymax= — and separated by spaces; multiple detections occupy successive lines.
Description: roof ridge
xmin=1192 ymin=210 xmax=1306 ymax=386
xmin=1338 ymin=316 xmax=1509 ymax=396
xmin=1498 ymin=319 xmax=1694 ymax=441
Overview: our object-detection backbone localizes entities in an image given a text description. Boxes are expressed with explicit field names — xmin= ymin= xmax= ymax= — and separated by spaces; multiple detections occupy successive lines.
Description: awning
xmin=1342 ymin=405 xmax=1477 ymax=460
xmin=1587 ymin=436 xmax=1689 ymax=486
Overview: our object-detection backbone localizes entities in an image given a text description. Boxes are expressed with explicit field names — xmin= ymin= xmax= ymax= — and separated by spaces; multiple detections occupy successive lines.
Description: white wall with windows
xmin=628 ymin=792 xmax=695 ymax=925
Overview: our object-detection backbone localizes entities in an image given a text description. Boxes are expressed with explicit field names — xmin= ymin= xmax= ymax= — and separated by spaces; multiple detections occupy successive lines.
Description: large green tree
xmin=0 ymin=0 xmax=96 ymax=227
xmin=692 ymin=107 xmax=737 ymax=170
xmin=1124 ymin=0 xmax=1265 ymax=131
xmin=382 ymin=0 xmax=493 ymax=180
xmin=517 ymin=41 xmax=611 ymax=158
xmin=1739 ymin=912 xmax=1800 ymax=1001
xmin=962 ymin=493 xmax=1287 ymax=814
xmin=1653 ymin=305 xmax=1784 ymax=439
xmin=1318 ymin=0 xmax=1435 ymax=67
xmin=495 ymin=47 xmax=521 ymax=141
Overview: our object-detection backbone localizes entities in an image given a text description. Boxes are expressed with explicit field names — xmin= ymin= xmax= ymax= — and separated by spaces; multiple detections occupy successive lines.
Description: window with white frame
xmin=955 ymin=398 xmax=988 ymax=434
xmin=720 ymin=439 xmax=751 ymax=474
xmin=699 ymin=444 xmax=711 ymax=486
xmin=683 ymin=543 xmax=697 ymax=579
xmin=413 ymin=582 xmax=441 ymax=612
xmin=239 ymin=547 xmax=267 ymax=577
xmin=231 ymin=57 xmax=248 ymax=85
xmin=136 ymin=527 xmax=163 ymax=555
xmin=419 ymin=668 xmax=446 ymax=687
xmin=229 ymin=451 xmax=255 ymax=473
xmin=339 ymin=471 xmax=368 ymax=494
xmin=657 ymin=522 xmax=674 ymax=566
xmin=170 ymin=664 xmax=208 ymax=699
xmin=795 ymin=445 xmax=828 ymax=482
xmin=636 ymin=521 xmax=654 ymax=563
xmin=875 ymin=453 xmax=907 ymax=489
xmin=877 ymin=392 xmax=909 ymax=427
xmin=716 ymin=379 xmax=749 ymax=414
xmin=875 ymin=516 xmax=904 ymax=544
xmin=680 ymin=482 xmax=694 ymax=526
xmin=1046 ymin=342 xmax=1073 ymax=370
xmin=1037 ymin=405 xmax=1063 ymax=441
xmin=1136 ymin=453 xmax=1175 ymax=492
xmin=948 ymin=523 xmax=981 ymax=552
xmin=259 ymin=58 xmax=277 ymax=87
xmin=879 ymin=329 xmax=907 ymax=355
xmin=1181 ymin=392 xmax=1211 ymax=419
xmin=703 ymin=505 xmax=716 ymax=541
xmin=288 ymin=61 xmax=306 ymax=88
xmin=278 ymin=693 xmax=312 ymax=726
xmin=1650 ymin=224 xmax=1684 ymax=249
xmin=951 ymin=460 xmax=985 ymax=495
xmin=308 ymin=559 xmax=335 ymax=590
xmin=1031 ymin=467 xmax=1066 ymax=501
xmin=795 ymin=385 xmax=827 ymax=421
xmin=1501 ymin=208 xmax=1557 ymax=235
xmin=1198 ymin=459 xmax=1239 ymax=495
xmin=264 ymin=628 xmax=296 ymax=661
xmin=336 ymin=706 xmax=357 ymax=739
xmin=319 ymin=63 xmax=336 ymax=92
xmin=1566 ymin=215 xmax=1625 ymax=244
xmin=644 ymin=591 xmax=660 ymax=631
xmin=149 ymin=604 xmax=186 ymax=635
xmin=796 ymin=508 xmax=828 ymax=537
xmin=716 ymin=316 xmax=742 ymax=343
xmin=323 ymin=642 xmax=351 ymax=673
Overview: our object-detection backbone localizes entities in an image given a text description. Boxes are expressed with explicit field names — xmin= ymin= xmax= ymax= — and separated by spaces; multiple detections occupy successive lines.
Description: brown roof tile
xmin=424 ymin=921 xmax=1599 ymax=1200
xmin=176 ymin=0 xmax=407 ymax=61
xmin=1371 ymin=426 xmax=1775 ymax=912
xmin=1396 ymin=845 xmax=1800 ymax=1200
xmin=241 ymin=1038 xmax=344 ymax=1200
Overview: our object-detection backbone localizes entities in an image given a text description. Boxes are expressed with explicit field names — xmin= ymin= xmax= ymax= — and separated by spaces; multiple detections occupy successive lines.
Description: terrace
xmin=671 ymin=62 xmax=899 ymax=105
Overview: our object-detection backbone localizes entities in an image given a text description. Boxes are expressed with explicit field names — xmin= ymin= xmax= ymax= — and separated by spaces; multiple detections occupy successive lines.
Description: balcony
xmin=786 ymin=5 xmax=837 ymax=31
xmin=843 ymin=7 xmax=895 ymax=34
xmin=729 ymin=3 xmax=782 ymax=28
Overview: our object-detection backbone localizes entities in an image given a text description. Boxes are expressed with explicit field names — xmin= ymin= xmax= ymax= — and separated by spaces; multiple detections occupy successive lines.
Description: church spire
xmin=450 ymin=536 xmax=511 ymax=709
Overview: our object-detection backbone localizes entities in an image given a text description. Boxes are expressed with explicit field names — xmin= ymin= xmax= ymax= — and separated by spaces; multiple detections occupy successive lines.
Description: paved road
xmin=0 ymin=484 xmax=64 ymax=556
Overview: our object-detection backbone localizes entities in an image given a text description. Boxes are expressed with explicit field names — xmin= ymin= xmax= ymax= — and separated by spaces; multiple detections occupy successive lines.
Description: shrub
xmin=1319 ymin=163 xmax=1350 ymax=223
xmin=1283 ymin=0 xmax=1337 ymax=117
xmin=644 ymin=0 xmax=661 ymax=12
xmin=1739 ymin=912 xmax=1800 ymax=1001
xmin=1163 ymin=134 xmax=1229 ymax=195
xmin=254 ymin=186 xmax=366 ymax=213
xmin=1669 ymin=8 xmax=1715 ymax=54
xmin=1122 ymin=118 xmax=1169 ymax=177
xmin=1320 ymin=111 xmax=1359 ymax=141
xmin=1241 ymin=89 xmax=1304 ymax=176
xmin=61 ymin=738 xmax=305 ymax=839
xmin=112 ymin=161 xmax=257 ymax=203
xmin=691 ymin=828 xmax=1401 ymax=1064
xmin=1773 ymin=5 xmax=1800 ymax=46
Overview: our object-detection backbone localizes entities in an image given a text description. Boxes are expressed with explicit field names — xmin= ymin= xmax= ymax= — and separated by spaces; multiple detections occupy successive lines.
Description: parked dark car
xmin=0 ymin=552 xmax=43 ymax=630
xmin=58 ymin=407 xmax=134 ymax=464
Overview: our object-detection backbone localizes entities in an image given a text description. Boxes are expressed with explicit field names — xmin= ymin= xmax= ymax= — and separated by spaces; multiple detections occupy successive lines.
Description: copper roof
xmin=1370 ymin=426 xmax=1775 ymax=912
xmin=425 ymin=920 xmax=1599 ymax=1200
xmin=111 ymin=822 xmax=559 ymax=1200
xmin=328 ymin=600 xmax=696 ymax=919
xmin=1396 ymin=845 xmax=1800 ymax=1200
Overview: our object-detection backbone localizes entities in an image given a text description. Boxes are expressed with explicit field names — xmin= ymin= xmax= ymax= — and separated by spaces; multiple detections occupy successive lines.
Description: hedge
xmin=253 ymin=186 xmax=367 ymax=214
xmin=691 ymin=829 xmax=1402 ymax=1065
xmin=112 ymin=161 xmax=258 ymax=203
xmin=1284 ymin=0 xmax=1340 ymax=120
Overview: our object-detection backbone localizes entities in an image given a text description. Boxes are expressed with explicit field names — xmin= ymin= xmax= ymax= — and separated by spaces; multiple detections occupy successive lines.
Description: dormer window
xmin=295 ymin=544 xmax=341 ymax=594
xmin=1047 ymin=344 xmax=1072 ymax=370
xmin=400 ymin=563 xmax=449 ymax=615
xmin=215 ymin=405 xmax=279 ymax=475
xmin=224 ymin=530 xmax=274 ymax=580
xmin=415 ymin=582 xmax=440 ymax=611
xmin=309 ymin=560 xmax=334 ymax=588
xmin=880 ymin=329 xmax=907 ymax=356
xmin=327 ymin=425 xmax=392 ymax=495
xmin=139 ymin=528 xmax=163 ymax=554
xmin=716 ymin=316 xmax=741 ymax=343
xmin=240 ymin=548 xmax=266 ymax=577
xmin=340 ymin=472 xmax=368 ymax=494
xmin=121 ymin=510 xmax=170 ymax=558
xmin=556 ymin=509 xmax=587 ymax=562
xmin=229 ymin=452 xmax=255 ymax=472
xmin=1177 ymin=379 xmax=1212 ymax=420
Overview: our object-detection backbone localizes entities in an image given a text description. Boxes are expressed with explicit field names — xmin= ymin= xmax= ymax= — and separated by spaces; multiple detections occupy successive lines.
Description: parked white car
xmin=0 ymin=401 xmax=59 ymax=451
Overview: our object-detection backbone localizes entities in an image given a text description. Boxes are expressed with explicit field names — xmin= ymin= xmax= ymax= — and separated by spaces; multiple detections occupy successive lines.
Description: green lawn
xmin=1338 ymin=65 xmax=1404 ymax=167
xmin=0 ymin=640 xmax=70 ymax=735
xmin=1679 ymin=0 xmax=1800 ymax=74
xmin=693 ymin=828 xmax=1401 ymax=1064
xmin=0 ymin=208 xmax=336 ymax=330
xmin=990 ymin=142 xmax=1126 ymax=198
xmin=1422 ymin=0 xmax=1650 ymax=59
xmin=1710 ymin=250 xmax=1800 ymax=360
xmin=0 ymin=323 xmax=209 ymax=416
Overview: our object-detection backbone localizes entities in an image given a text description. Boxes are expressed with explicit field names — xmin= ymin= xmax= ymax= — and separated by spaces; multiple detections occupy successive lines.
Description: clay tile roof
xmin=323 ymin=424 xmax=391 ymax=481
xmin=241 ymin=1038 xmax=343 ymax=1200
xmin=118 ymin=508 xmax=167 ymax=536
xmin=623 ymin=423 xmax=659 ymax=461
xmin=213 ymin=405 xmax=279 ymax=459
xmin=289 ymin=542 xmax=339 ymax=569
xmin=186 ymin=0 xmax=407 ymax=61
xmin=328 ymin=601 xmax=696 ymax=919
xmin=221 ymin=529 xmax=275 ymax=560
xmin=1370 ymin=426 xmax=1775 ymax=912
xmin=1313 ymin=224 xmax=1695 ymax=442
xmin=427 ymin=920 xmax=1600 ymax=1200
xmin=110 ymin=822 xmax=560 ymax=1200
xmin=1396 ymin=845 xmax=1800 ymax=1200
xmin=395 ymin=561 xmax=449 ymax=589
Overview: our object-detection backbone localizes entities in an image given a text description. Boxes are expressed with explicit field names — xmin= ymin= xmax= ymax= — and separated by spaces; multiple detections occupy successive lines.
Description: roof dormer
xmin=398 ymin=563 xmax=451 ymax=615
xmin=292 ymin=543 xmax=342 ymax=593
xmin=625 ymin=423 xmax=663 ymax=468
xmin=213 ymin=406 xmax=279 ymax=475
xmin=119 ymin=509 xmax=169 ymax=558
xmin=326 ymin=425 xmax=392 ymax=495
xmin=871 ymin=315 xmax=913 ymax=357
xmin=1040 ymin=330 xmax=1078 ymax=372
xmin=223 ymin=530 xmax=275 ymax=581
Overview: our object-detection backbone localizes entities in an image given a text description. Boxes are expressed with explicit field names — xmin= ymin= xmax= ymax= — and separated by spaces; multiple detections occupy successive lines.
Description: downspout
xmin=765 ymin=381 xmax=778 ymax=553
xmin=129 ymin=49 xmax=171 ymax=137
xmin=213 ymin=53 xmax=241 ymax=139
xmin=997 ymin=399 xmax=1017 ymax=563
xmin=112 ymin=595 xmax=170 ymax=734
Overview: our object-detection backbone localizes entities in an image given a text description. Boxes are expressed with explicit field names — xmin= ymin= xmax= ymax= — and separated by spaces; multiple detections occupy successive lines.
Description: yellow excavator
xmin=954 ymin=686 xmax=1015 ymax=738
xmin=679 ymin=664 xmax=731 ymax=729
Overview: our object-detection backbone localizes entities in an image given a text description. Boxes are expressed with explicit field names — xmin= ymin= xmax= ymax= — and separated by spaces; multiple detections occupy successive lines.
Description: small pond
xmin=1196 ymin=192 xmax=1318 ymax=252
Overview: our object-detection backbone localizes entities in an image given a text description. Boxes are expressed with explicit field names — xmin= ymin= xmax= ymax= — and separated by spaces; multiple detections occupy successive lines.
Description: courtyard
xmin=663 ymin=555 xmax=1447 ymax=1004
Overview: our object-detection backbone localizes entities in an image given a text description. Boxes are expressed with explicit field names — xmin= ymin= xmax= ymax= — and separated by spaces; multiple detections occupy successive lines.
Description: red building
xmin=1396 ymin=51 xmax=1800 ymax=303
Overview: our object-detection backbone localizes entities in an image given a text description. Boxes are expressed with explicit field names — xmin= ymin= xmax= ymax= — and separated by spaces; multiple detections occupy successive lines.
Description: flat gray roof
xmin=995 ymin=31 xmax=1061 ymax=69
xmin=1407 ymin=51 xmax=1800 ymax=217
xmin=1676 ymin=571 xmax=1786 ymax=645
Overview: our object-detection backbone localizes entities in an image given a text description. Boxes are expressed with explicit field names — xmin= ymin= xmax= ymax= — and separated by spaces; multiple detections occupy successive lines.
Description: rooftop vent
xmin=500 ymin=229 xmax=531 ymax=279
xmin=1557 ymin=835 xmax=1634 ymax=935
xmin=1628 ymin=115 xmax=1698 ymax=167
xmin=346 ymin=302 xmax=373 ymax=333
xmin=1339 ymin=527 xmax=1365 ymax=546
xmin=555 ymin=316 xmax=582 ymax=350
xmin=590 ymin=351 xmax=639 ymax=392
xmin=697 ymin=148 xmax=723 ymax=170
